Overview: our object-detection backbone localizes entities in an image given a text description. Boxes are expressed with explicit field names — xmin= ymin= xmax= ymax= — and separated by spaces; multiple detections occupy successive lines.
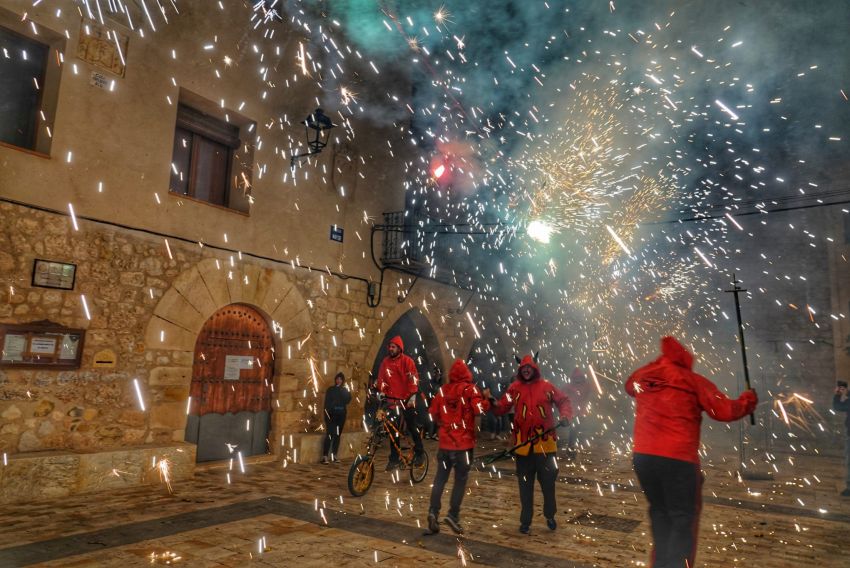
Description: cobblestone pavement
xmin=0 ymin=437 xmax=847 ymax=567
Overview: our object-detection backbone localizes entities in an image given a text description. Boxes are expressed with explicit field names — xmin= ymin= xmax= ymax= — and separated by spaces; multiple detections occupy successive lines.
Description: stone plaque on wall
xmin=77 ymin=21 xmax=128 ymax=77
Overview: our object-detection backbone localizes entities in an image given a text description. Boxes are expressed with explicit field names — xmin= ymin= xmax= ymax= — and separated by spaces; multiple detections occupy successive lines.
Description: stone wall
xmin=0 ymin=200 xmax=474 ymax=463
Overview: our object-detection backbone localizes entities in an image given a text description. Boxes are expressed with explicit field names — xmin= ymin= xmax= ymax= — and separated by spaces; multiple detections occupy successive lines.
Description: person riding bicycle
xmin=376 ymin=335 xmax=425 ymax=470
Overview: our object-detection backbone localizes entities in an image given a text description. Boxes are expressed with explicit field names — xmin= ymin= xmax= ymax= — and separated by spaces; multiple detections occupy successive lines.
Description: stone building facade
xmin=0 ymin=200 xmax=476 ymax=503
xmin=0 ymin=1 xmax=478 ymax=503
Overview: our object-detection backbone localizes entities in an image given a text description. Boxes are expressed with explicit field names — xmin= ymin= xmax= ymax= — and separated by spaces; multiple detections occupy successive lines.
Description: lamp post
xmin=290 ymin=108 xmax=336 ymax=168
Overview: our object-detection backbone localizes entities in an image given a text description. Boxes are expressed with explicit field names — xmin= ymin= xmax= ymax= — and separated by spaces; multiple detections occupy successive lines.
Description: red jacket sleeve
xmin=376 ymin=359 xmax=389 ymax=394
xmin=492 ymin=383 xmax=516 ymax=416
xmin=405 ymin=355 xmax=419 ymax=398
xmin=468 ymin=384 xmax=491 ymax=415
xmin=548 ymin=382 xmax=573 ymax=421
xmin=693 ymin=373 xmax=756 ymax=421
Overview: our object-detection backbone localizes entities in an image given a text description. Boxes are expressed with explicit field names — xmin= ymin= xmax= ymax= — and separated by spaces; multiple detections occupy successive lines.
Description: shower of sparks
xmin=605 ymin=225 xmax=631 ymax=256
xmin=3 ymin=3 xmax=846 ymax=564
xmin=156 ymin=458 xmax=173 ymax=493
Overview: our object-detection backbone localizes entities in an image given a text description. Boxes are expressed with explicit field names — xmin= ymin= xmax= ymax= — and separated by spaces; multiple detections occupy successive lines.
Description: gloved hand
xmin=557 ymin=419 xmax=570 ymax=429
xmin=740 ymin=389 xmax=758 ymax=414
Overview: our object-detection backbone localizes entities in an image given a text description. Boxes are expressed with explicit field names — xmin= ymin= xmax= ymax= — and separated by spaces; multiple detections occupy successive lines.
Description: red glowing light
xmin=433 ymin=164 xmax=446 ymax=178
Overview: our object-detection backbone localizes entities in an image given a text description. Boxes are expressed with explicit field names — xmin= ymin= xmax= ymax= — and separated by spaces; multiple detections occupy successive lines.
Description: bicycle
xmin=348 ymin=395 xmax=430 ymax=496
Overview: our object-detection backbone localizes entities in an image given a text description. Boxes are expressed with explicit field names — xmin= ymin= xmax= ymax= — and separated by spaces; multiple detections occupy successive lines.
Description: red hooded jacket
xmin=376 ymin=336 xmax=419 ymax=404
xmin=492 ymin=356 xmax=573 ymax=455
xmin=626 ymin=336 xmax=758 ymax=464
xmin=428 ymin=359 xmax=490 ymax=451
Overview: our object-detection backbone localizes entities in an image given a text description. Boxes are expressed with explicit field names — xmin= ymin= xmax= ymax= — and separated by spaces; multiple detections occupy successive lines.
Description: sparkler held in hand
xmin=725 ymin=273 xmax=756 ymax=426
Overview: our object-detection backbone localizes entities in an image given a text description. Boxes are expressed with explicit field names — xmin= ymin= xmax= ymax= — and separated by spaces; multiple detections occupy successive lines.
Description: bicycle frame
xmin=370 ymin=400 xmax=415 ymax=465
xmin=348 ymin=397 xmax=430 ymax=496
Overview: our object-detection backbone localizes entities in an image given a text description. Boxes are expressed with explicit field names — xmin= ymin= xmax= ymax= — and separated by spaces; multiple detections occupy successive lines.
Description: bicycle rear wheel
xmin=409 ymin=449 xmax=429 ymax=483
xmin=348 ymin=455 xmax=375 ymax=496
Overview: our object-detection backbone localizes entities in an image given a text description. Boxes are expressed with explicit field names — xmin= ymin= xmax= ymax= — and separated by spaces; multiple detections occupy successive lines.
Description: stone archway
xmin=368 ymin=307 xmax=444 ymax=386
xmin=143 ymin=258 xmax=313 ymax=457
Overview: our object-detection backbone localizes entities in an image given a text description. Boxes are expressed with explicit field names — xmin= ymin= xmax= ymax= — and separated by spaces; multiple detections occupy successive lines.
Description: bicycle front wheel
xmin=409 ymin=449 xmax=429 ymax=483
xmin=348 ymin=455 xmax=375 ymax=496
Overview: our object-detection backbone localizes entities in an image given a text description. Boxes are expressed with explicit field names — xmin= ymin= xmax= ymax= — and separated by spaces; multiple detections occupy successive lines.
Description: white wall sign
xmin=223 ymin=355 xmax=254 ymax=380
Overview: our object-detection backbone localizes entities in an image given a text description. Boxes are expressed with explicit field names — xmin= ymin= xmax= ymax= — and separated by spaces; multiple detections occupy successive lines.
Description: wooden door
xmin=185 ymin=304 xmax=274 ymax=462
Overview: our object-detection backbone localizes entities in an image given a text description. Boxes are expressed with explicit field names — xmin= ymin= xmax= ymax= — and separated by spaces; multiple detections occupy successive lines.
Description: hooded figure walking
xmin=376 ymin=335 xmax=425 ymax=470
xmin=627 ymin=337 xmax=757 ymax=568
xmin=426 ymin=359 xmax=490 ymax=535
xmin=491 ymin=354 xmax=572 ymax=534
xmin=322 ymin=372 xmax=351 ymax=464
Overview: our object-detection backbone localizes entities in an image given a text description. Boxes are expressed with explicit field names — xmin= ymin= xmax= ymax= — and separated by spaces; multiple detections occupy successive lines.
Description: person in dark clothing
xmin=626 ymin=337 xmax=757 ymax=568
xmin=492 ymin=354 xmax=572 ymax=534
xmin=833 ymin=380 xmax=850 ymax=496
xmin=322 ymin=372 xmax=351 ymax=464
xmin=426 ymin=359 xmax=490 ymax=534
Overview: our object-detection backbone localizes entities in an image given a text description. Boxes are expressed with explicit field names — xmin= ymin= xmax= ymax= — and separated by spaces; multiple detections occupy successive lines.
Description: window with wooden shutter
xmin=169 ymin=103 xmax=242 ymax=209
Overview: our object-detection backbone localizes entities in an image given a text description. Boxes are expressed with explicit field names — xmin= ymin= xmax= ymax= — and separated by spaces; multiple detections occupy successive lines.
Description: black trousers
xmin=389 ymin=406 xmax=423 ymax=461
xmin=429 ymin=449 xmax=472 ymax=519
xmin=515 ymin=452 xmax=559 ymax=526
xmin=322 ymin=412 xmax=346 ymax=458
xmin=633 ymin=453 xmax=703 ymax=568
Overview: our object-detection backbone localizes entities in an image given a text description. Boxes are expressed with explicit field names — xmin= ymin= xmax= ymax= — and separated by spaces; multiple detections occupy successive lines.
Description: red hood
xmin=388 ymin=335 xmax=404 ymax=352
xmin=660 ymin=336 xmax=693 ymax=370
xmin=517 ymin=355 xmax=541 ymax=380
xmin=448 ymin=359 xmax=473 ymax=384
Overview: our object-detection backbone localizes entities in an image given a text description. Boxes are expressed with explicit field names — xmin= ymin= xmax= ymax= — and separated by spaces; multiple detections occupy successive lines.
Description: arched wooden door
xmin=184 ymin=304 xmax=274 ymax=462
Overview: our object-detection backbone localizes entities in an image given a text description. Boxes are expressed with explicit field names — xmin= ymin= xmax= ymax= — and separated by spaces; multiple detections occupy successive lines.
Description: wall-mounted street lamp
xmin=290 ymin=108 xmax=336 ymax=168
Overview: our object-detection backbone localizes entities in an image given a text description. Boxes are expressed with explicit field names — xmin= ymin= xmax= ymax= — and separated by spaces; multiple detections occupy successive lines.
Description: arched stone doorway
xmin=184 ymin=303 xmax=274 ymax=462
xmin=370 ymin=308 xmax=443 ymax=386
xmin=369 ymin=308 xmax=443 ymax=430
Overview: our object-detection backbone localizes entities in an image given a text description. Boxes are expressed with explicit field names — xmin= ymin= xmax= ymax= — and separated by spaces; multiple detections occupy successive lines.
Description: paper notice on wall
xmin=223 ymin=355 xmax=254 ymax=380
xmin=2 ymin=334 xmax=26 ymax=361
xmin=59 ymin=334 xmax=80 ymax=360
xmin=30 ymin=336 xmax=57 ymax=355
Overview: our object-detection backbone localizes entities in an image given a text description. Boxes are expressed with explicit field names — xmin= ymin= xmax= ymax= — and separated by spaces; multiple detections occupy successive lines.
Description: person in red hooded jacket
xmin=376 ymin=335 xmax=424 ymax=470
xmin=626 ymin=336 xmax=758 ymax=568
xmin=492 ymin=354 xmax=572 ymax=534
xmin=425 ymin=359 xmax=490 ymax=535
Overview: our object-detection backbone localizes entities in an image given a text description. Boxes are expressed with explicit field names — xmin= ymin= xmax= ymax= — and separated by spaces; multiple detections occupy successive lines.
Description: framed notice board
xmin=0 ymin=320 xmax=86 ymax=370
